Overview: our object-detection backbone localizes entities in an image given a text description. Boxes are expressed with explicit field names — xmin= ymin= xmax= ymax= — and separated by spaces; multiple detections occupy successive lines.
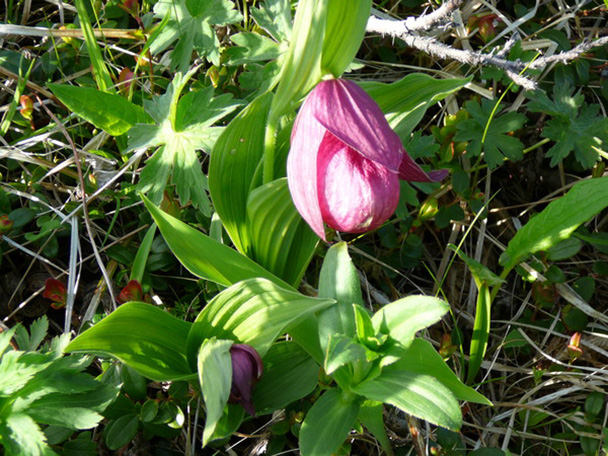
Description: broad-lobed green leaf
xmin=500 ymin=177 xmax=608 ymax=270
xmin=25 ymin=383 xmax=119 ymax=430
xmin=527 ymin=85 xmax=608 ymax=169
xmin=299 ymin=388 xmax=360 ymax=456
xmin=454 ymin=100 xmax=526 ymax=169
xmin=151 ymin=0 xmax=243 ymax=71
xmin=186 ymin=278 xmax=335 ymax=366
xmin=66 ymin=302 xmax=192 ymax=382
xmin=250 ymin=0 xmax=292 ymax=42
xmin=129 ymin=76 xmax=240 ymax=215
xmin=225 ymin=32 xmax=282 ymax=66
xmin=1 ymin=413 xmax=54 ymax=456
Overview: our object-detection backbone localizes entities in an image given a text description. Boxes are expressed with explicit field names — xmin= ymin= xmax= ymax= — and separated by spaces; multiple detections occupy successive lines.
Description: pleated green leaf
xmin=246 ymin=178 xmax=318 ymax=286
xmin=66 ymin=302 xmax=192 ymax=382
xmin=143 ymin=195 xmax=291 ymax=289
xmin=352 ymin=370 xmax=462 ymax=431
xmin=186 ymin=278 xmax=335 ymax=366
xmin=209 ymin=92 xmax=273 ymax=255
xmin=322 ymin=0 xmax=371 ymax=77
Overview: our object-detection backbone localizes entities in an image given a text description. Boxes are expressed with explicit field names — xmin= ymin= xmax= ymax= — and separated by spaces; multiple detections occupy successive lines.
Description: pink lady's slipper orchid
xmin=287 ymin=79 xmax=448 ymax=240
xmin=229 ymin=344 xmax=263 ymax=416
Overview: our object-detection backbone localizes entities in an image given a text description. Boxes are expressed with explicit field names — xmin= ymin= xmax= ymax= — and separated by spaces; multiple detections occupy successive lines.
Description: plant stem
xmin=523 ymin=137 xmax=550 ymax=154
xmin=263 ymin=114 xmax=278 ymax=184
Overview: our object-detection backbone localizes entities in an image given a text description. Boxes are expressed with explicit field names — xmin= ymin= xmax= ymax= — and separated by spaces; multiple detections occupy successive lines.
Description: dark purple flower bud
xmin=229 ymin=344 xmax=263 ymax=416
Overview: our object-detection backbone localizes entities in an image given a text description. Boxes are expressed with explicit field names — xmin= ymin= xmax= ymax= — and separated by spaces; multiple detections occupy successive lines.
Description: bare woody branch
xmin=366 ymin=2 xmax=608 ymax=90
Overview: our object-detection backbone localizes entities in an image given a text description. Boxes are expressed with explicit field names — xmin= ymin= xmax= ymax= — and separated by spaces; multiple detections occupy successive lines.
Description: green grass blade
xmin=74 ymin=0 xmax=114 ymax=92
xmin=466 ymin=283 xmax=491 ymax=384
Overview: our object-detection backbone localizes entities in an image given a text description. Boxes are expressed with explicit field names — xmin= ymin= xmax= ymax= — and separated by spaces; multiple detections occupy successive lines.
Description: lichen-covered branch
xmin=366 ymin=4 xmax=608 ymax=90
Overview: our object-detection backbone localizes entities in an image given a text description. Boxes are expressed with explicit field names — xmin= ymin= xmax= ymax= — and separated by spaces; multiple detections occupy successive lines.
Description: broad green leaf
xmin=48 ymin=84 xmax=150 ymax=136
xmin=197 ymin=338 xmax=233 ymax=447
xmin=361 ymin=74 xmax=471 ymax=139
xmin=253 ymin=341 xmax=319 ymax=415
xmin=186 ymin=278 xmax=335 ymax=365
xmin=299 ymin=388 xmax=360 ymax=456
xmin=391 ymin=339 xmax=491 ymax=405
xmin=246 ymin=178 xmax=318 ymax=287
xmin=354 ymin=304 xmax=376 ymax=342
xmin=546 ymin=237 xmax=584 ymax=261
xmin=352 ymin=370 xmax=462 ymax=430
xmin=500 ymin=177 xmax=608 ymax=270
xmin=372 ymin=296 xmax=450 ymax=348
xmin=287 ymin=317 xmax=324 ymax=365
xmin=143 ymin=195 xmax=291 ymax=289
xmin=324 ymin=334 xmax=367 ymax=375
xmin=317 ymin=242 xmax=361 ymax=352
xmin=358 ymin=401 xmax=393 ymax=456
xmin=129 ymin=76 xmax=240 ymax=214
xmin=206 ymin=404 xmax=244 ymax=444
xmin=66 ymin=302 xmax=192 ymax=381
xmin=151 ymin=0 xmax=243 ymax=70
xmin=1 ymin=413 xmax=55 ymax=456
xmin=140 ymin=400 xmax=159 ymax=423
xmin=454 ymin=100 xmax=526 ymax=169
xmin=104 ymin=414 xmax=140 ymax=451
xmin=209 ymin=92 xmax=274 ymax=254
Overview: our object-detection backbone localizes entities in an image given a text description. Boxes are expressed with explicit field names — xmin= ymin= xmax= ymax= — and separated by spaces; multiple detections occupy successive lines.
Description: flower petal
xmin=287 ymin=96 xmax=328 ymax=240
xmin=310 ymin=79 xmax=403 ymax=172
xmin=399 ymin=149 xmax=449 ymax=182
xmin=318 ymin=134 xmax=400 ymax=233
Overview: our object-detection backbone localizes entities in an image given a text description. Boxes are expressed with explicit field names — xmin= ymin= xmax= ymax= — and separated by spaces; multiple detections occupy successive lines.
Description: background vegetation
xmin=0 ymin=0 xmax=607 ymax=454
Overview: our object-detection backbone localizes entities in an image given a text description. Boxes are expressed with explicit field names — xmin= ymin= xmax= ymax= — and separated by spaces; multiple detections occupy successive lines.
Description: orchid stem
xmin=263 ymin=113 xmax=278 ymax=184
